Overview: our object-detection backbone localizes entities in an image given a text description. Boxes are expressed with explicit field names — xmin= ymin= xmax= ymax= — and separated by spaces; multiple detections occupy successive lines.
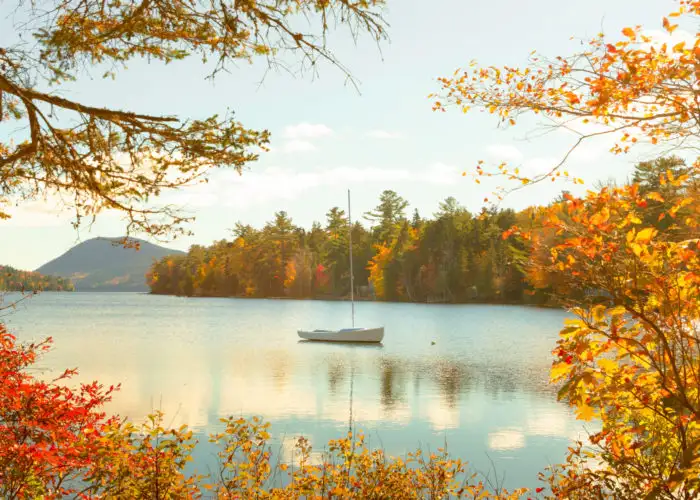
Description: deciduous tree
xmin=1 ymin=0 xmax=387 ymax=237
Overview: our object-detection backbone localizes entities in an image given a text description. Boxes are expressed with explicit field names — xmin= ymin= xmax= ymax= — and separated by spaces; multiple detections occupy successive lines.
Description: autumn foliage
xmin=432 ymin=0 xmax=700 ymax=494
xmin=0 ymin=325 xmax=118 ymax=498
xmin=4 ymin=0 xmax=700 ymax=497
xmin=433 ymin=0 xmax=700 ymax=196
xmin=0 ymin=265 xmax=74 ymax=292
xmin=509 ymin=169 xmax=699 ymax=497
xmin=1 ymin=0 xmax=387 ymax=236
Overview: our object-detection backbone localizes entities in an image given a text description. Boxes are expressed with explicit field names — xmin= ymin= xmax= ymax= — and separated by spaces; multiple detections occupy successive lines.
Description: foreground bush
xmin=518 ymin=173 xmax=700 ymax=498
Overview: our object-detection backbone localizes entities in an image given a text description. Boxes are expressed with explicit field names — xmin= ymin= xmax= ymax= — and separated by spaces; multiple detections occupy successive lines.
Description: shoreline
xmin=147 ymin=291 xmax=561 ymax=309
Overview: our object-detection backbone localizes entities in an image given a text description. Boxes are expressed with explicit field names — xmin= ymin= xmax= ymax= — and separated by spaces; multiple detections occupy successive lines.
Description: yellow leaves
xmin=591 ymin=304 xmax=607 ymax=323
xmin=634 ymin=227 xmax=656 ymax=244
xmin=646 ymin=191 xmax=664 ymax=203
xmin=589 ymin=206 xmax=610 ymax=226
xmin=597 ymin=358 xmax=618 ymax=373
xmin=622 ymin=27 xmax=636 ymax=38
xmin=551 ymin=361 xmax=571 ymax=381
xmin=629 ymin=242 xmax=645 ymax=257
xmin=624 ymin=213 xmax=642 ymax=226
xmin=576 ymin=404 xmax=597 ymax=421
xmin=608 ymin=305 xmax=626 ymax=317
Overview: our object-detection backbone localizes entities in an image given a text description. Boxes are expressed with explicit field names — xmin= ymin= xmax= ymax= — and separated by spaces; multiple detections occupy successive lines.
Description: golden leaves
xmin=589 ymin=206 xmax=610 ymax=227
xmin=551 ymin=361 xmax=571 ymax=381
xmin=621 ymin=27 xmax=636 ymax=38
xmin=577 ymin=404 xmax=597 ymax=421
xmin=646 ymin=191 xmax=665 ymax=202
xmin=634 ymin=227 xmax=656 ymax=244
xmin=597 ymin=358 xmax=618 ymax=373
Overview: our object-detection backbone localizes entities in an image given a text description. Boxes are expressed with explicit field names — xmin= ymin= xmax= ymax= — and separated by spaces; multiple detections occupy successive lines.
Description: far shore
xmin=146 ymin=290 xmax=561 ymax=308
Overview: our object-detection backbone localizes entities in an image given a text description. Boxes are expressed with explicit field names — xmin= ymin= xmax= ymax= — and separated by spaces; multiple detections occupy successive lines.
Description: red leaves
xmin=0 ymin=324 xmax=118 ymax=498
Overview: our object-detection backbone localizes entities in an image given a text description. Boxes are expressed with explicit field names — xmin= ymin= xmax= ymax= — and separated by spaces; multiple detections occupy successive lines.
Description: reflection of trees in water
xmin=481 ymin=368 xmax=517 ymax=397
xmin=429 ymin=358 xmax=472 ymax=408
xmin=474 ymin=363 xmax=554 ymax=398
xmin=313 ymin=350 xmax=555 ymax=416
xmin=326 ymin=356 xmax=347 ymax=396
xmin=377 ymin=357 xmax=407 ymax=409
xmin=375 ymin=356 xmax=473 ymax=410
xmin=269 ymin=351 xmax=290 ymax=391
xmin=413 ymin=371 xmax=421 ymax=397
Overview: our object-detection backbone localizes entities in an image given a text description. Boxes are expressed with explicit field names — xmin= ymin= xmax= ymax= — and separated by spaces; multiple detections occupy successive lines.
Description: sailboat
xmin=297 ymin=190 xmax=385 ymax=344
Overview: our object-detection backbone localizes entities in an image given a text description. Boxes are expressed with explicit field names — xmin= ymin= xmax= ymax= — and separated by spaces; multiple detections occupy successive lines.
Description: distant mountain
xmin=36 ymin=237 xmax=185 ymax=292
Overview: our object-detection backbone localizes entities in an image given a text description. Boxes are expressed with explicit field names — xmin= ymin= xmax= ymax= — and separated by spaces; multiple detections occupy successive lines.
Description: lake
xmin=2 ymin=292 xmax=592 ymax=490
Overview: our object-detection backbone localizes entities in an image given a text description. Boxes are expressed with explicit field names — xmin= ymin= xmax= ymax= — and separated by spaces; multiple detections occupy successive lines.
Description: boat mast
xmin=348 ymin=189 xmax=355 ymax=328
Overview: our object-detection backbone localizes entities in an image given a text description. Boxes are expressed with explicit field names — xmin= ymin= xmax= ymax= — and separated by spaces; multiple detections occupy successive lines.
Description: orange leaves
xmin=0 ymin=326 xmax=120 ymax=498
xmin=662 ymin=17 xmax=679 ymax=34
xmin=589 ymin=206 xmax=610 ymax=227
xmin=621 ymin=27 xmax=636 ymax=39
xmin=434 ymin=2 xmax=700 ymax=207
xmin=536 ymin=167 xmax=700 ymax=493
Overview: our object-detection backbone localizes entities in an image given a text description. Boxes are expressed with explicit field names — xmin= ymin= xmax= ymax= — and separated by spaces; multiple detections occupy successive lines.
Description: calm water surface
xmin=4 ymin=293 xmax=592 ymax=489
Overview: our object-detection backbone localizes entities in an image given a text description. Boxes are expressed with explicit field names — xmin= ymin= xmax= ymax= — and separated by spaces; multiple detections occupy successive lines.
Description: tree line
xmin=146 ymin=189 xmax=538 ymax=304
xmin=147 ymin=157 xmax=697 ymax=307
xmin=0 ymin=265 xmax=74 ymax=292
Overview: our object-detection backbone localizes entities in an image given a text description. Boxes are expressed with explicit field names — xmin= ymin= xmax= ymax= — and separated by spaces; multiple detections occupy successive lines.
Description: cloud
xmin=367 ymin=129 xmax=402 ymax=140
xmin=486 ymin=144 xmax=524 ymax=163
xmin=487 ymin=428 xmax=525 ymax=451
xmin=0 ymin=194 xmax=120 ymax=228
xmin=283 ymin=140 xmax=317 ymax=153
xmin=283 ymin=123 xmax=333 ymax=140
xmin=525 ymin=411 xmax=569 ymax=438
xmin=220 ymin=163 xmax=461 ymax=209
xmin=423 ymin=403 xmax=460 ymax=431
xmin=641 ymin=28 xmax=695 ymax=53
xmin=523 ymin=156 xmax=559 ymax=175
xmin=425 ymin=162 xmax=460 ymax=185
xmin=161 ymin=181 xmax=220 ymax=208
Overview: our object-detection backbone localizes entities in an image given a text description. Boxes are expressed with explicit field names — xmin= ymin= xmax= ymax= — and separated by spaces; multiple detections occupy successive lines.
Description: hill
xmin=37 ymin=237 xmax=185 ymax=292
xmin=0 ymin=265 xmax=74 ymax=292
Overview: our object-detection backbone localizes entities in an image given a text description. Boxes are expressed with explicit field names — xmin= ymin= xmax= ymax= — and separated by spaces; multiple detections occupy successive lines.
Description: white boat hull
xmin=297 ymin=327 xmax=384 ymax=343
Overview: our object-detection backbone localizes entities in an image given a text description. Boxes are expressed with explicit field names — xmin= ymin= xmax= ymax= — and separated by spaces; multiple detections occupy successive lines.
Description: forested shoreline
xmin=0 ymin=265 xmax=74 ymax=292
xmin=147 ymin=189 xmax=547 ymax=305
xmin=147 ymin=158 xmax=697 ymax=308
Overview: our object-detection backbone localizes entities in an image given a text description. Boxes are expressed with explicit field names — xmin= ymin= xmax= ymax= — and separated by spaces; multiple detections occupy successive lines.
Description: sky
xmin=0 ymin=0 xmax=681 ymax=270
